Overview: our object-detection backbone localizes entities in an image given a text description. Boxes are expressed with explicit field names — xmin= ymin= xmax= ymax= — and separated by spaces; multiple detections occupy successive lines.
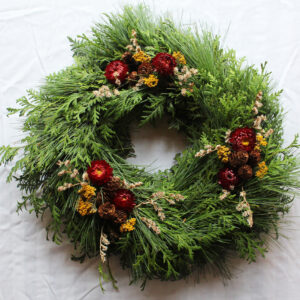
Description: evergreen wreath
xmin=1 ymin=5 xmax=299 ymax=290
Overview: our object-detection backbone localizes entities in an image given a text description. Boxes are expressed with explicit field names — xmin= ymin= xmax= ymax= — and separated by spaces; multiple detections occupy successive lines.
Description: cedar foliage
xmin=0 ymin=5 xmax=299 ymax=288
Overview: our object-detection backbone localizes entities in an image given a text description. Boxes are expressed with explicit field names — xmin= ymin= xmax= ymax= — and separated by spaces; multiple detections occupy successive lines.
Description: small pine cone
xmin=113 ymin=210 xmax=128 ymax=224
xmin=98 ymin=202 xmax=116 ymax=219
xmin=121 ymin=51 xmax=134 ymax=65
xmin=138 ymin=62 xmax=153 ymax=76
xmin=128 ymin=71 xmax=138 ymax=82
xmin=229 ymin=151 xmax=249 ymax=168
xmin=105 ymin=176 xmax=124 ymax=191
xmin=96 ymin=191 xmax=110 ymax=206
xmin=249 ymin=150 xmax=261 ymax=165
xmin=238 ymin=164 xmax=253 ymax=180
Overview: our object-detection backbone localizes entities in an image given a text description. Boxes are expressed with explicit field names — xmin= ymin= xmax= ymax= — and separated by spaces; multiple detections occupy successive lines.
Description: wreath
xmin=1 ymin=5 xmax=299 ymax=291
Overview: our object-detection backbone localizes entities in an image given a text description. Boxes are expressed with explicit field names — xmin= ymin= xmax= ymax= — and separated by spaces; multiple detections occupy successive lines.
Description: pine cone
xmin=113 ymin=209 xmax=128 ymax=224
xmin=238 ymin=164 xmax=253 ymax=180
xmin=98 ymin=202 xmax=116 ymax=219
xmin=128 ymin=71 xmax=138 ymax=82
xmin=138 ymin=62 xmax=153 ymax=75
xmin=249 ymin=150 xmax=261 ymax=165
xmin=229 ymin=151 xmax=249 ymax=168
xmin=121 ymin=51 xmax=134 ymax=65
xmin=105 ymin=176 xmax=124 ymax=191
xmin=96 ymin=191 xmax=110 ymax=206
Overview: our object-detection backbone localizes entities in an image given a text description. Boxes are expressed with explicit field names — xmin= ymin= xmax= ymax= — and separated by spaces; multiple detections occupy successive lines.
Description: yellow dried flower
xmin=132 ymin=51 xmax=151 ymax=63
xmin=78 ymin=185 xmax=96 ymax=200
xmin=217 ymin=146 xmax=231 ymax=163
xmin=143 ymin=74 xmax=159 ymax=87
xmin=256 ymin=134 xmax=267 ymax=147
xmin=256 ymin=161 xmax=268 ymax=179
xmin=172 ymin=51 xmax=186 ymax=65
xmin=77 ymin=198 xmax=97 ymax=216
xmin=120 ymin=218 xmax=136 ymax=233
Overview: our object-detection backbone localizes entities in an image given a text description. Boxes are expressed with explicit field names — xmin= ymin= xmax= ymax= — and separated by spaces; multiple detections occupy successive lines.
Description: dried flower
xmin=105 ymin=60 xmax=129 ymax=84
xmin=87 ymin=160 xmax=113 ymax=186
xmin=112 ymin=189 xmax=136 ymax=212
xmin=141 ymin=217 xmax=161 ymax=234
xmin=229 ymin=127 xmax=256 ymax=152
xmin=143 ymin=74 xmax=159 ymax=87
xmin=264 ymin=128 xmax=274 ymax=138
xmin=236 ymin=190 xmax=253 ymax=227
xmin=218 ymin=167 xmax=239 ymax=190
xmin=256 ymin=134 xmax=268 ymax=147
xmin=78 ymin=185 xmax=96 ymax=200
xmin=256 ymin=161 xmax=268 ymax=179
xmin=220 ymin=189 xmax=230 ymax=200
xmin=217 ymin=146 xmax=231 ymax=163
xmin=152 ymin=52 xmax=177 ymax=76
xmin=120 ymin=218 xmax=136 ymax=232
xmin=70 ymin=168 xmax=79 ymax=178
xmin=133 ymin=51 xmax=151 ymax=63
xmin=93 ymin=85 xmax=112 ymax=98
xmin=99 ymin=231 xmax=110 ymax=263
xmin=77 ymin=198 xmax=97 ymax=216
xmin=172 ymin=51 xmax=186 ymax=64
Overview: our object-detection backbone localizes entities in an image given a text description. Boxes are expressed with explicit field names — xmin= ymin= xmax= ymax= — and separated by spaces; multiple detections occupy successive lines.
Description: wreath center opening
xmin=127 ymin=117 xmax=187 ymax=171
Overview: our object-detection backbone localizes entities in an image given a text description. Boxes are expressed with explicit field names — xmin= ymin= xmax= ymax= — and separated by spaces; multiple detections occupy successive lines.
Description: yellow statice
xmin=172 ymin=51 xmax=186 ymax=65
xmin=78 ymin=184 xmax=96 ymax=200
xmin=143 ymin=74 xmax=159 ymax=87
xmin=217 ymin=146 xmax=231 ymax=163
xmin=256 ymin=134 xmax=268 ymax=147
xmin=120 ymin=218 xmax=136 ymax=233
xmin=77 ymin=198 xmax=97 ymax=216
xmin=133 ymin=51 xmax=151 ymax=63
xmin=256 ymin=161 xmax=268 ymax=179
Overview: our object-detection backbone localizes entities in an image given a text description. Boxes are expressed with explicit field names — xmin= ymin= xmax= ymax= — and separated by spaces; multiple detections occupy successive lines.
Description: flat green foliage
xmin=1 ymin=5 xmax=299 ymax=288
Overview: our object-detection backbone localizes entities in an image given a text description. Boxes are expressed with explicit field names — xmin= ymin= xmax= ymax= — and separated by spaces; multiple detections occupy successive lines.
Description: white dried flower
xmin=264 ymin=128 xmax=274 ymax=138
xmin=113 ymin=89 xmax=120 ymax=96
xmin=181 ymin=88 xmax=187 ymax=96
xmin=58 ymin=170 xmax=66 ymax=176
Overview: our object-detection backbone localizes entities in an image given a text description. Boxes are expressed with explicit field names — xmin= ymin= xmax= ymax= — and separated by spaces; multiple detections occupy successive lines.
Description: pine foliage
xmin=0 ymin=5 xmax=299 ymax=288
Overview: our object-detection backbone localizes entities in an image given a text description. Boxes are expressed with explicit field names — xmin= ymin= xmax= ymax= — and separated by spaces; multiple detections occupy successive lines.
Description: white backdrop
xmin=0 ymin=0 xmax=300 ymax=299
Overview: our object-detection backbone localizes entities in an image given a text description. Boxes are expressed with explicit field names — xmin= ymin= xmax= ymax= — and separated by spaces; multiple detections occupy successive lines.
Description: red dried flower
xmin=151 ymin=52 xmax=177 ymax=76
xmin=104 ymin=60 xmax=129 ymax=83
xmin=229 ymin=127 xmax=256 ymax=152
xmin=87 ymin=160 xmax=113 ymax=185
xmin=112 ymin=189 xmax=136 ymax=212
xmin=218 ymin=167 xmax=239 ymax=190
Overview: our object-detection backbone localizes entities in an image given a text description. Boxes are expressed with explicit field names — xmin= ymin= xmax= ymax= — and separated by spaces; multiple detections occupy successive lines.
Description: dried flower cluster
xmin=100 ymin=231 xmax=110 ymax=263
xmin=120 ymin=218 xmax=136 ymax=232
xmin=236 ymin=190 xmax=253 ymax=227
xmin=195 ymin=144 xmax=221 ymax=158
xmin=256 ymin=161 xmax=268 ymax=179
xmin=140 ymin=217 xmax=161 ymax=234
xmin=174 ymin=65 xmax=198 ymax=96
xmin=217 ymin=146 xmax=231 ymax=163
xmin=92 ymin=29 xmax=193 ymax=94
xmin=136 ymin=191 xmax=185 ymax=221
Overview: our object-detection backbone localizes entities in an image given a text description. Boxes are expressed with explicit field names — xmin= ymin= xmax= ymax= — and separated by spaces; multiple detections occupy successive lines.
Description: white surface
xmin=0 ymin=0 xmax=300 ymax=299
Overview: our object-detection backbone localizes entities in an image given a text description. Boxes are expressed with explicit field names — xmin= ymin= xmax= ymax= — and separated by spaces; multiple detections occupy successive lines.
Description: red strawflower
xmin=87 ymin=160 xmax=113 ymax=185
xmin=229 ymin=127 xmax=256 ymax=152
xmin=104 ymin=60 xmax=129 ymax=83
xmin=112 ymin=189 xmax=136 ymax=212
xmin=218 ymin=167 xmax=239 ymax=190
xmin=151 ymin=52 xmax=177 ymax=76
